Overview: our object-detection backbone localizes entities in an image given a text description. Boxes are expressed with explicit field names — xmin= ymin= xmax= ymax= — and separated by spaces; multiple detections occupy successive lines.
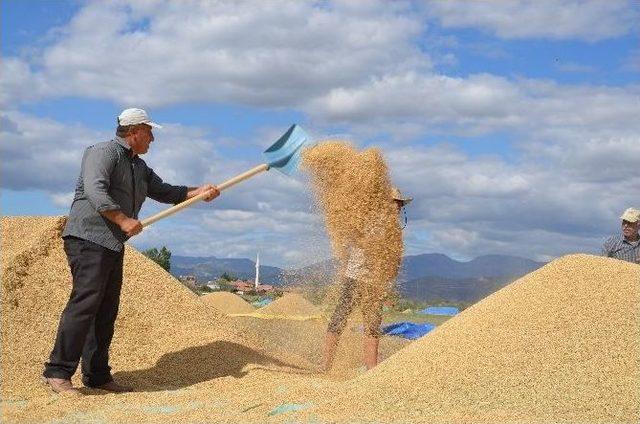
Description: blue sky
xmin=1 ymin=0 xmax=638 ymax=267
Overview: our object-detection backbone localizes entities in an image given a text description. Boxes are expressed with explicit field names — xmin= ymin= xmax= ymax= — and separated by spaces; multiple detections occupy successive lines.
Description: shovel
xmin=141 ymin=124 xmax=311 ymax=228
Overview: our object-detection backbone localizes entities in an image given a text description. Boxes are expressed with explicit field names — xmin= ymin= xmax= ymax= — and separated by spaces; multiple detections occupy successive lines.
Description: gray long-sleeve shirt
xmin=62 ymin=136 xmax=188 ymax=251
xmin=602 ymin=234 xmax=640 ymax=264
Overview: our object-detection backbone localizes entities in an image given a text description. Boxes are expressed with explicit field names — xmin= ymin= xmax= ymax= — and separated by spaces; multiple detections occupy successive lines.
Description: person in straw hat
xmin=42 ymin=108 xmax=220 ymax=395
xmin=323 ymin=187 xmax=413 ymax=372
xmin=602 ymin=207 xmax=640 ymax=264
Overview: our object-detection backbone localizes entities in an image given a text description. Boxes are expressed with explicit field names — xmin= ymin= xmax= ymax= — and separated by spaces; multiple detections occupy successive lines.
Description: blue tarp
xmin=382 ymin=322 xmax=436 ymax=340
xmin=268 ymin=402 xmax=313 ymax=416
xmin=252 ymin=298 xmax=273 ymax=307
xmin=418 ymin=306 xmax=459 ymax=316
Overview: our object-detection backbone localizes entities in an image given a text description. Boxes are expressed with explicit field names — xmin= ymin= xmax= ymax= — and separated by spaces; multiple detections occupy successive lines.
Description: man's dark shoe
xmin=89 ymin=380 xmax=133 ymax=393
xmin=41 ymin=376 xmax=82 ymax=396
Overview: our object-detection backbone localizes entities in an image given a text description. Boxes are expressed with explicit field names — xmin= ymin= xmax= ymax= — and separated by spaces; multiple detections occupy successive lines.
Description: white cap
xmin=620 ymin=207 xmax=640 ymax=223
xmin=117 ymin=108 xmax=162 ymax=128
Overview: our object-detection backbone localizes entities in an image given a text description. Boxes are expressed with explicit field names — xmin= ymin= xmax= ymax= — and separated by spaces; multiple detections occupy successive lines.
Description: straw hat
xmin=620 ymin=207 xmax=640 ymax=223
xmin=391 ymin=187 xmax=413 ymax=206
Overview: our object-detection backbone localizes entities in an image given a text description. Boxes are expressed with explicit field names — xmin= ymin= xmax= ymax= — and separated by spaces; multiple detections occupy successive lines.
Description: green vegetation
xmin=195 ymin=285 xmax=213 ymax=295
xmin=219 ymin=272 xmax=237 ymax=281
xmin=142 ymin=246 xmax=172 ymax=271
xmin=216 ymin=280 xmax=235 ymax=292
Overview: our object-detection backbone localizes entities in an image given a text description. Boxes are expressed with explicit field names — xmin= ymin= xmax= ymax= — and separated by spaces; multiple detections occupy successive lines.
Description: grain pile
xmin=301 ymin=141 xmax=403 ymax=336
xmin=1 ymin=216 xmax=66 ymax=300
xmin=200 ymin=291 xmax=255 ymax=314
xmin=1 ymin=216 xmax=319 ymax=423
xmin=229 ymin=315 xmax=409 ymax=379
xmin=253 ymin=293 xmax=321 ymax=319
xmin=2 ymin=217 xmax=638 ymax=423
xmin=307 ymin=254 xmax=640 ymax=423
xmin=1 ymin=216 xmax=237 ymax=397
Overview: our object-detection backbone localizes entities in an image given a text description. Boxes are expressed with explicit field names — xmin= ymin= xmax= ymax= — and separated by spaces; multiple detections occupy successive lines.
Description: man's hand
xmin=120 ymin=217 xmax=143 ymax=237
xmin=191 ymin=183 xmax=220 ymax=202
xmin=100 ymin=210 xmax=143 ymax=237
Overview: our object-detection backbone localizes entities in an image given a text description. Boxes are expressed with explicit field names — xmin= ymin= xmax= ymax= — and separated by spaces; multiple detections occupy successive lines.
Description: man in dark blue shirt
xmin=42 ymin=108 xmax=220 ymax=395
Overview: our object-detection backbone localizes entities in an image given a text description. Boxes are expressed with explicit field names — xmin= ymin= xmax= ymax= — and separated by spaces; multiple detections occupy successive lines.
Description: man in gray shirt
xmin=42 ymin=108 xmax=220 ymax=395
xmin=602 ymin=207 xmax=640 ymax=264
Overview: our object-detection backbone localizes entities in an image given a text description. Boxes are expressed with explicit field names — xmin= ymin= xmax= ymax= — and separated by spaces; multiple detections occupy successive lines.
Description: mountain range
xmin=171 ymin=253 xmax=546 ymax=304
xmin=171 ymin=255 xmax=283 ymax=283
xmin=400 ymin=253 xmax=544 ymax=280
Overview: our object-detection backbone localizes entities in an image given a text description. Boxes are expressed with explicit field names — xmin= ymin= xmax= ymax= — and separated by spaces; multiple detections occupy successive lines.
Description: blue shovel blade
xmin=264 ymin=124 xmax=311 ymax=176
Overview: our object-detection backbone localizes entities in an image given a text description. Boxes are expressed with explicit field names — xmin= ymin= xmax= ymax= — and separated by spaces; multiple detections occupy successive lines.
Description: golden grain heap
xmin=0 ymin=216 xmax=319 ymax=423
xmin=199 ymin=291 xmax=255 ymax=314
xmin=1 ymin=217 xmax=639 ymax=423
xmin=301 ymin=141 xmax=403 ymax=317
xmin=2 ymin=217 xmax=298 ymax=398
xmin=308 ymin=254 xmax=640 ymax=423
xmin=253 ymin=293 xmax=321 ymax=318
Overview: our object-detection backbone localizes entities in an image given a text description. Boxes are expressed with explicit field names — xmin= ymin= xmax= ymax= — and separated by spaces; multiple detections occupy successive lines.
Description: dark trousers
xmin=43 ymin=236 xmax=124 ymax=386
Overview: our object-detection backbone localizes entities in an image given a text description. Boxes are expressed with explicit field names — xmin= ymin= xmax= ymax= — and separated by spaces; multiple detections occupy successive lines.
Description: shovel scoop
xmin=141 ymin=124 xmax=312 ymax=228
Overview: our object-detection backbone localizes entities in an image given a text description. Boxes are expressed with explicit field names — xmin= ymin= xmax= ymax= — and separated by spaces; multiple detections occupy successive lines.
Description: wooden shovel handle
xmin=141 ymin=163 xmax=269 ymax=228
xmin=216 ymin=163 xmax=269 ymax=191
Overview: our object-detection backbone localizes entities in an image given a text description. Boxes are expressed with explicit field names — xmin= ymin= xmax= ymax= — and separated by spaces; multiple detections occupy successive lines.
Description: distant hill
xmin=397 ymin=254 xmax=545 ymax=304
xmin=400 ymin=253 xmax=545 ymax=281
xmin=399 ymin=276 xmax=516 ymax=304
xmin=171 ymin=255 xmax=284 ymax=285
xmin=171 ymin=253 xmax=546 ymax=302
xmin=280 ymin=259 xmax=336 ymax=285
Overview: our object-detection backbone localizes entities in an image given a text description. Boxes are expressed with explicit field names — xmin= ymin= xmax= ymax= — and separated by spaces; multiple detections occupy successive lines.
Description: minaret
xmin=254 ymin=253 xmax=260 ymax=289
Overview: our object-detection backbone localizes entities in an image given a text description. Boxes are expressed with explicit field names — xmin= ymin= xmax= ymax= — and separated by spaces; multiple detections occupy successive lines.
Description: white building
xmin=254 ymin=252 xmax=260 ymax=289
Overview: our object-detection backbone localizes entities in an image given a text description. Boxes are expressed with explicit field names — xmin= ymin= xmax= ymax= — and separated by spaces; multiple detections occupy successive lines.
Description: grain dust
xmin=301 ymin=141 xmax=403 ymax=332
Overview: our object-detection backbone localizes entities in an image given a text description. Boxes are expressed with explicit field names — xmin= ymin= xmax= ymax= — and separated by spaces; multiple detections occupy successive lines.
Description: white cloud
xmin=623 ymin=48 xmax=640 ymax=72
xmin=2 ymin=108 xmax=637 ymax=267
xmin=0 ymin=110 xmax=326 ymax=266
xmin=132 ymin=205 xmax=330 ymax=268
xmin=526 ymin=136 xmax=640 ymax=184
xmin=423 ymin=0 xmax=638 ymax=41
xmin=0 ymin=59 xmax=47 ymax=106
xmin=306 ymin=73 xmax=522 ymax=131
xmin=2 ymin=0 xmax=637 ymax=267
xmin=49 ymin=192 xmax=75 ymax=208
xmin=0 ymin=111 xmax=306 ymax=213
xmin=4 ymin=1 xmax=636 ymax=146
xmin=0 ymin=111 xmax=103 ymax=191
xmin=1 ymin=0 xmax=427 ymax=108
xmin=430 ymin=228 xmax=480 ymax=251
xmin=387 ymin=138 xmax=638 ymax=261
xmin=306 ymin=72 xmax=640 ymax=141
